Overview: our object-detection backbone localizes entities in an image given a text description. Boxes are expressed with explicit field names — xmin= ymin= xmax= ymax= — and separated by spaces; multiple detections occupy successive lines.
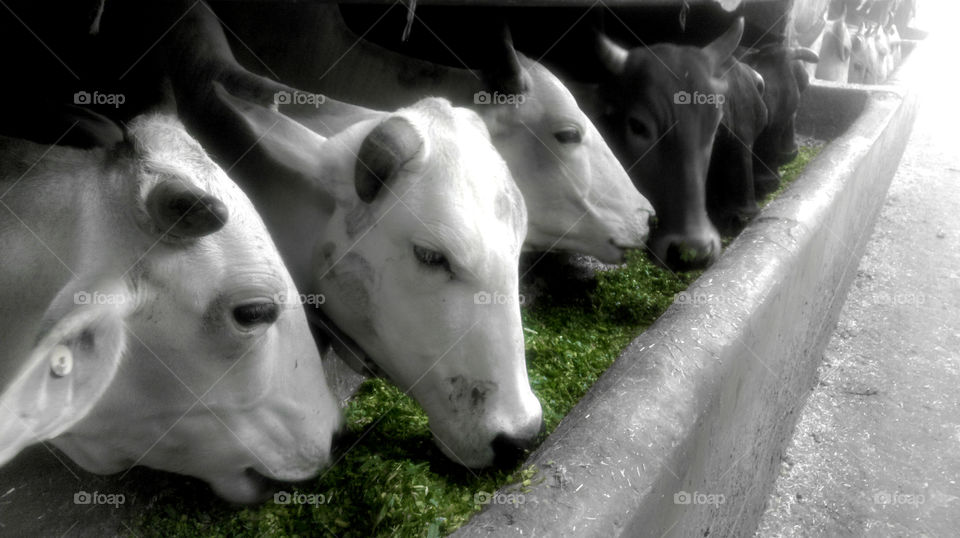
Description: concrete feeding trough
xmin=454 ymin=39 xmax=922 ymax=538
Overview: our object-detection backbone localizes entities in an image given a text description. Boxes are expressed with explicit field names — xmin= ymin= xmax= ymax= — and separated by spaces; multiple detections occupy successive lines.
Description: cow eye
xmin=233 ymin=302 xmax=280 ymax=328
xmin=413 ymin=244 xmax=451 ymax=272
xmin=628 ymin=117 xmax=650 ymax=139
xmin=553 ymin=128 xmax=582 ymax=144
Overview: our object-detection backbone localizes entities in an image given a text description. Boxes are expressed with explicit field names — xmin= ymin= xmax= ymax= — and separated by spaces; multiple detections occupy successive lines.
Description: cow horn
xmin=596 ymin=32 xmax=628 ymax=75
xmin=791 ymin=47 xmax=820 ymax=63
xmin=145 ymin=180 xmax=228 ymax=239
xmin=355 ymin=117 xmax=423 ymax=203
xmin=486 ymin=24 xmax=528 ymax=95
xmin=749 ymin=66 xmax=765 ymax=95
xmin=703 ymin=17 xmax=744 ymax=70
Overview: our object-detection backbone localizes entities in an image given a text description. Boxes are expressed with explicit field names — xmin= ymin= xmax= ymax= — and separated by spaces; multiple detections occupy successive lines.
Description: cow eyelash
xmin=233 ymin=302 xmax=280 ymax=328
xmin=553 ymin=128 xmax=582 ymax=144
xmin=413 ymin=244 xmax=452 ymax=273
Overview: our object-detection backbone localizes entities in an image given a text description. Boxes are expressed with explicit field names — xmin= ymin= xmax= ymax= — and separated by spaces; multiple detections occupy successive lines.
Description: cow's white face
xmin=849 ymin=32 xmax=881 ymax=84
xmin=0 ymin=116 xmax=340 ymax=503
xmin=479 ymin=59 xmax=654 ymax=264
xmin=312 ymin=100 xmax=542 ymax=468
xmin=815 ymin=18 xmax=852 ymax=83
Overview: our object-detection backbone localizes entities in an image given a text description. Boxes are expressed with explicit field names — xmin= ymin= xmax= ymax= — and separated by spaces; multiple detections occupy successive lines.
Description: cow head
xmin=477 ymin=29 xmax=654 ymax=264
xmin=0 ymin=115 xmax=341 ymax=503
xmin=885 ymin=23 xmax=903 ymax=67
xmin=742 ymin=44 xmax=818 ymax=197
xmin=872 ymin=24 xmax=894 ymax=81
xmin=594 ymin=18 xmax=745 ymax=269
xmin=707 ymin=60 xmax=768 ymax=234
xmin=815 ymin=11 xmax=853 ymax=82
xmin=213 ymin=87 xmax=543 ymax=470
xmin=848 ymin=25 xmax=882 ymax=84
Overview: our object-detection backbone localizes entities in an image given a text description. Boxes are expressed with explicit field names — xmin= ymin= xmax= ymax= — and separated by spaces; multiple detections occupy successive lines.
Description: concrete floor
xmin=756 ymin=4 xmax=960 ymax=537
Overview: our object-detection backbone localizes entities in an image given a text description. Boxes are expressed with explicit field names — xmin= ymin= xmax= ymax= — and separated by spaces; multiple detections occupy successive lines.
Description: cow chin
xmin=430 ymin=427 xmax=496 ymax=469
xmin=207 ymin=468 xmax=279 ymax=504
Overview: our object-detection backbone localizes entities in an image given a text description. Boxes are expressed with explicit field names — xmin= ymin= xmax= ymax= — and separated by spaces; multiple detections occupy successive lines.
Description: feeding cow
xmin=848 ymin=24 xmax=883 ymax=84
xmin=588 ymin=18 xmax=746 ymax=269
xmin=706 ymin=58 xmax=768 ymax=234
xmin=150 ymin=2 xmax=543 ymax=469
xmin=815 ymin=8 xmax=853 ymax=82
xmin=741 ymin=43 xmax=818 ymax=198
xmin=0 ymin=114 xmax=341 ymax=503
xmin=211 ymin=2 xmax=654 ymax=265
xmin=886 ymin=23 xmax=903 ymax=67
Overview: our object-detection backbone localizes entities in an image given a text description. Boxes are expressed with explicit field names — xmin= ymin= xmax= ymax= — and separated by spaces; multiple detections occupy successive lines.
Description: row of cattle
xmin=805 ymin=0 xmax=915 ymax=84
xmin=0 ymin=1 xmax=838 ymax=503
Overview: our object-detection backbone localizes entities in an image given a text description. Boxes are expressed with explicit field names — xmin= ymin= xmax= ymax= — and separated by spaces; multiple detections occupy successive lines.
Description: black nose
xmin=491 ymin=422 xmax=544 ymax=468
xmin=664 ymin=237 xmax=717 ymax=270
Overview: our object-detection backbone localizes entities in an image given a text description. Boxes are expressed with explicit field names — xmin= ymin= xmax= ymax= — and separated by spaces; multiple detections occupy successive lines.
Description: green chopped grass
xmin=137 ymin=253 xmax=699 ymax=538
xmin=135 ymin=148 xmax=819 ymax=537
xmin=761 ymin=144 xmax=823 ymax=207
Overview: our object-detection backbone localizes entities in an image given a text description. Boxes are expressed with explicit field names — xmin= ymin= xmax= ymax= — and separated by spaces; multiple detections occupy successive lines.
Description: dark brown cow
xmin=593 ymin=18 xmax=745 ymax=269
xmin=706 ymin=59 xmax=768 ymax=235
xmin=741 ymin=44 xmax=818 ymax=198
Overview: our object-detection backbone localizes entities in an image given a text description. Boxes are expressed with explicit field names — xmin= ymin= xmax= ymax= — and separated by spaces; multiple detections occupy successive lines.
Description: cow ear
xmin=596 ymin=32 xmax=628 ymax=76
xmin=212 ymin=81 xmax=326 ymax=180
xmin=355 ymin=116 xmax=423 ymax=203
xmin=145 ymin=179 xmax=228 ymax=240
xmin=0 ymin=284 xmax=130 ymax=465
xmin=704 ymin=17 xmax=744 ymax=72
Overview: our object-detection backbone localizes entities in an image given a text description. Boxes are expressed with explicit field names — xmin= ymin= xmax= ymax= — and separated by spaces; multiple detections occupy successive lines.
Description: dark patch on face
xmin=447 ymin=376 xmax=499 ymax=415
xmin=317 ymin=241 xmax=337 ymax=271
xmin=78 ymin=329 xmax=96 ymax=352
xmin=323 ymin=252 xmax=376 ymax=335
xmin=345 ymin=205 xmax=374 ymax=238
xmin=495 ymin=192 xmax=513 ymax=223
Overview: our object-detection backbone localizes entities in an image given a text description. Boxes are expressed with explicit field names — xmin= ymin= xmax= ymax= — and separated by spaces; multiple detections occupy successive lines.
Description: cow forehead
xmin=126 ymin=116 xmax=291 ymax=288
xmin=519 ymin=60 xmax=581 ymax=119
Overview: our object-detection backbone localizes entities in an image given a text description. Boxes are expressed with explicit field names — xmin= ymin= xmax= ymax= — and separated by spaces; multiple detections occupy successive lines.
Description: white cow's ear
xmin=0 ymin=285 xmax=130 ymax=465
xmin=354 ymin=116 xmax=423 ymax=203
xmin=211 ymin=81 xmax=326 ymax=178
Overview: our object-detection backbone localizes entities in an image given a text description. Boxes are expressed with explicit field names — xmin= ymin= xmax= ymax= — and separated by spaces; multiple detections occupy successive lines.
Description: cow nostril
xmin=491 ymin=433 xmax=537 ymax=468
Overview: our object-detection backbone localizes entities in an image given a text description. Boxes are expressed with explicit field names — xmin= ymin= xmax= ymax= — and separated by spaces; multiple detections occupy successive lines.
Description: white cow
xmin=815 ymin=9 xmax=853 ymax=82
xmin=0 ymin=114 xmax=341 ymax=503
xmin=152 ymin=3 xmax=543 ymax=468
xmin=201 ymin=83 xmax=543 ymax=468
xmin=216 ymin=2 xmax=654 ymax=264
